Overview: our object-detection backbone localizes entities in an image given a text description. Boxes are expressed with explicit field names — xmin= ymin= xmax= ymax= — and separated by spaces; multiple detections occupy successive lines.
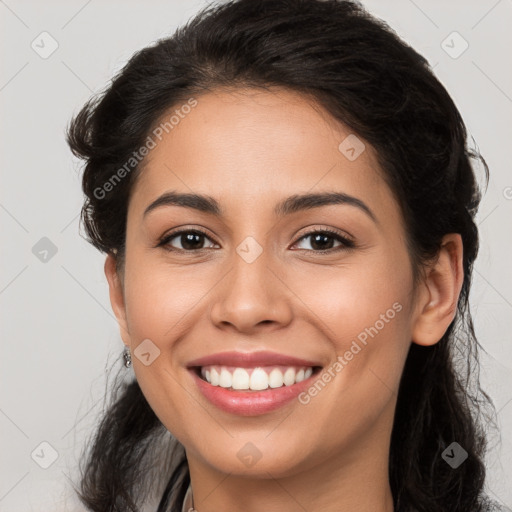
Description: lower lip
xmin=189 ymin=369 xmax=318 ymax=416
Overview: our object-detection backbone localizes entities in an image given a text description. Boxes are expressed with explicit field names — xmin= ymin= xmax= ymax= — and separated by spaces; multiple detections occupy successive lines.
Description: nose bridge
xmin=209 ymin=233 xmax=293 ymax=332
xmin=232 ymin=236 xmax=271 ymax=295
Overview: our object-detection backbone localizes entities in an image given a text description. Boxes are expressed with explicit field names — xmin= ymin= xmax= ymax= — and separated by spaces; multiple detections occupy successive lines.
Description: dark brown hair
xmin=66 ymin=1 xmax=501 ymax=510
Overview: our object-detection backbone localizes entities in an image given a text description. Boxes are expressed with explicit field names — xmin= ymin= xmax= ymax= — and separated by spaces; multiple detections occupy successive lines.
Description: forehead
xmin=129 ymin=87 xmax=394 ymax=221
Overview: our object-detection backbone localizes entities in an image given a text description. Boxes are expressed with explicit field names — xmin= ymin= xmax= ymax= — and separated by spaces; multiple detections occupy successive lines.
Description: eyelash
xmin=157 ymin=226 xmax=356 ymax=254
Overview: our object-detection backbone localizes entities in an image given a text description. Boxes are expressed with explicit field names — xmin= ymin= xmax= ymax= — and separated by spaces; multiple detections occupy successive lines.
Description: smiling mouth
xmin=191 ymin=365 xmax=323 ymax=391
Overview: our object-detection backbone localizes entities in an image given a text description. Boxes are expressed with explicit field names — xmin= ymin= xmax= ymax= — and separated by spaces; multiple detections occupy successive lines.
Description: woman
xmin=66 ymin=0 xmax=503 ymax=511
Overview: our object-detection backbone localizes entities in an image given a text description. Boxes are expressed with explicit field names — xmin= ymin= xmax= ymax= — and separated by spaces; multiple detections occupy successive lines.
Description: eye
xmin=158 ymin=228 xmax=218 ymax=252
xmin=292 ymin=228 xmax=355 ymax=253
xmin=157 ymin=226 xmax=355 ymax=254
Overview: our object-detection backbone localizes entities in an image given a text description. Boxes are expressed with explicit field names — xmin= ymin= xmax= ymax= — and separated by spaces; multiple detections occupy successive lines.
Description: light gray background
xmin=1 ymin=1 xmax=511 ymax=510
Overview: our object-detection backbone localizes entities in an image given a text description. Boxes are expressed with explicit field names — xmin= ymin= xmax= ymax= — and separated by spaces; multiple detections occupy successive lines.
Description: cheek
xmin=289 ymin=255 xmax=412 ymax=337
xmin=121 ymin=254 xmax=208 ymax=437
xmin=290 ymin=270 xmax=412 ymax=457
xmin=123 ymin=255 xmax=211 ymax=342
xmin=287 ymin=254 xmax=413 ymax=394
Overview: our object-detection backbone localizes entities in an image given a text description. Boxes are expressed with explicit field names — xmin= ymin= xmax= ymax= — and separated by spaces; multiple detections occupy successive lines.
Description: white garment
xmin=181 ymin=484 xmax=194 ymax=512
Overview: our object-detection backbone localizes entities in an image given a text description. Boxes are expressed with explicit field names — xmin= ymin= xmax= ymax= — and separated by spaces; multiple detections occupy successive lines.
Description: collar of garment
xmin=181 ymin=484 xmax=194 ymax=512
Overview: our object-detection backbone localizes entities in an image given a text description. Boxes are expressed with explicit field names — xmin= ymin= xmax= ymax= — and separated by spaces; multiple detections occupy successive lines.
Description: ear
xmin=411 ymin=233 xmax=464 ymax=347
xmin=104 ymin=252 xmax=131 ymax=347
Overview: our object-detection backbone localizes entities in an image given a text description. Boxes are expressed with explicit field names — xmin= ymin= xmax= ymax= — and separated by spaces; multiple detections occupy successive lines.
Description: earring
xmin=123 ymin=346 xmax=132 ymax=368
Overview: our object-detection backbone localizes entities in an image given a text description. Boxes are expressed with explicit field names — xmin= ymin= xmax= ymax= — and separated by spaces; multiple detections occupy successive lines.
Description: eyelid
xmin=157 ymin=225 xmax=356 ymax=252
xmin=290 ymin=227 xmax=355 ymax=254
xmin=293 ymin=225 xmax=355 ymax=245
xmin=156 ymin=225 xmax=217 ymax=250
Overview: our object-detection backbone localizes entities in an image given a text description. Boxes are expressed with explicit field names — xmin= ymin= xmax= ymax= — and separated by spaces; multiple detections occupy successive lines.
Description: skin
xmin=105 ymin=86 xmax=463 ymax=512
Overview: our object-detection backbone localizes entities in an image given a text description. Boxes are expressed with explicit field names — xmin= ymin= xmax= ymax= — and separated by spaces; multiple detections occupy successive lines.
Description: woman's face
xmin=109 ymin=87 xmax=422 ymax=479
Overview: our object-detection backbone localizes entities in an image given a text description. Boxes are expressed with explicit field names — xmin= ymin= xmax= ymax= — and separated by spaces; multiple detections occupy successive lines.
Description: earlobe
xmin=411 ymin=234 xmax=464 ymax=347
xmin=104 ymin=252 xmax=131 ymax=347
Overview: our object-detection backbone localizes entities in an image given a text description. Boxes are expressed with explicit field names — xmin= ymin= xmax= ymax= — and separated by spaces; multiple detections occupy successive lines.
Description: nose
xmin=209 ymin=248 xmax=293 ymax=335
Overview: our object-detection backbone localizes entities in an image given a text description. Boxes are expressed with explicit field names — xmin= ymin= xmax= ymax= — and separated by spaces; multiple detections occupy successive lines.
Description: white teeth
xmin=232 ymin=368 xmax=250 ymax=389
xmin=210 ymin=368 xmax=219 ymax=386
xmin=268 ymin=368 xmax=284 ymax=388
xmin=219 ymin=368 xmax=232 ymax=388
xmin=200 ymin=365 xmax=316 ymax=390
xmin=249 ymin=368 xmax=269 ymax=390
xmin=283 ymin=367 xmax=295 ymax=386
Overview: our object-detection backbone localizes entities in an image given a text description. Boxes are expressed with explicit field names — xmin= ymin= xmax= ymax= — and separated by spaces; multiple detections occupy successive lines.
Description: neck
xmin=186 ymin=415 xmax=395 ymax=512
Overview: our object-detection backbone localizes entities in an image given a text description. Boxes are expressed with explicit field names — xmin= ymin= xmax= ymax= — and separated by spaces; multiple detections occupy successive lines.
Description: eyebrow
xmin=143 ymin=190 xmax=377 ymax=223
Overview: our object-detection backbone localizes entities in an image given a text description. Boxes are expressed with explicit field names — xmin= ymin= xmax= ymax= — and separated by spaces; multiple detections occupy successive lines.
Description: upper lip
xmin=187 ymin=350 xmax=323 ymax=368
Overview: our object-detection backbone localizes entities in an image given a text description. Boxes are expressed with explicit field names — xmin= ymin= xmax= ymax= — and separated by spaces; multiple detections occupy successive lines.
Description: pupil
xmin=182 ymin=233 xmax=203 ymax=250
xmin=178 ymin=233 xmax=335 ymax=251
xmin=311 ymin=233 xmax=333 ymax=250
